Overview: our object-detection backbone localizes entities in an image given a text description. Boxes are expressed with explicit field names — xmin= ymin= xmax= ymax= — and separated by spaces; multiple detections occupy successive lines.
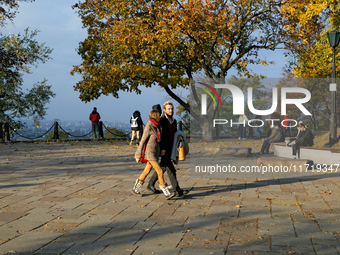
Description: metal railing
xmin=0 ymin=121 xmax=131 ymax=142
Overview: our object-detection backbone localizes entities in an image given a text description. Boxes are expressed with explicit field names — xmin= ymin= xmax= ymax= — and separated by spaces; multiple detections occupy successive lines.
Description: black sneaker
xmin=146 ymin=184 xmax=161 ymax=194
xmin=174 ymin=189 xmax=189 ymax=197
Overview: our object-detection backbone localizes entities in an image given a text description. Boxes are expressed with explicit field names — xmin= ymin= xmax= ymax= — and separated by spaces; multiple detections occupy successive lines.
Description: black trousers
xmin=261 ymin=140 xmax=270 ymax=154
xmin=148 ymin=155 xmax=181 ymax=192
xmin=292 ymin=143 xmax=299 ymax=156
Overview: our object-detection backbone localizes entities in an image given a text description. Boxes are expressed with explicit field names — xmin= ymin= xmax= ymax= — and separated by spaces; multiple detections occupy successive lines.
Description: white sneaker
xmin=293 ymin=155 xmax=296 ymax=159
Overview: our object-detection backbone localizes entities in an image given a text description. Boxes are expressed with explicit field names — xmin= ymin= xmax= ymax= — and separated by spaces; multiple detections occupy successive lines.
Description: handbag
xmin=140 ymin=144 xmax=148 ymax=163
xmin=178 ymin=142 xmax=185 ymax=161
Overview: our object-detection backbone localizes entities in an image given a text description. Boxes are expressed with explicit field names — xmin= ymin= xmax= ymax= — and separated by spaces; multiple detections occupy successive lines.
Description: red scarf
xmin=148 ymin=119 xmax=162 ymax=142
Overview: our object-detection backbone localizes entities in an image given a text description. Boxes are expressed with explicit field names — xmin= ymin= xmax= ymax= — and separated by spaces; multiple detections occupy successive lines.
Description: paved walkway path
xmin=0 ymin=140 xmax=340 ymax=254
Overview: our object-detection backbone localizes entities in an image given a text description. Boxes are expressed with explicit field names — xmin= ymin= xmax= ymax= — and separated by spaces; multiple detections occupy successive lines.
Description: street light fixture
xmin=326 ymin=29 xmax=340 ymax=146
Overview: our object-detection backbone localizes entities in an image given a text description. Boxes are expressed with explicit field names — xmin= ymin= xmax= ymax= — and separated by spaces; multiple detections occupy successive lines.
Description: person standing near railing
xmin=130 ymin=110 xmax=143 ymax=146
xmin=89 ymin=107 xmax=101 ymax=138
xmin=238 ymin=114 xmax=248 ymax=140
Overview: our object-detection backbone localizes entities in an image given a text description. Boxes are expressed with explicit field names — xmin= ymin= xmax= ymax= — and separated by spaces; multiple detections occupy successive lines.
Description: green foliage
xmin=104 ymin=127 xmax=126 ymax=138
xmin=45 ymin=130 xmax=69 ymax=140
xmin=0 ymin=1 xmax=55 ymax=130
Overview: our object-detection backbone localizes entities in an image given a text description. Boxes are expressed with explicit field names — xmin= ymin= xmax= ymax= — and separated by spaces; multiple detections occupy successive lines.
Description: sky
xmin=3 ymin=0 xmax=288 ymax=124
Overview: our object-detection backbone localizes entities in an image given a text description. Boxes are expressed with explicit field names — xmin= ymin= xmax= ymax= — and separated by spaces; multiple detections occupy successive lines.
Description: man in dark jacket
xmin=147 ymin=102 xmax=188 ymax=197
xmin=89 ymin=107 xmax=101 ymax=138
xmin=290 ymin=123 xmax=314 ymax=159
xmin=260 ymin=125 xmax=284 ymax=154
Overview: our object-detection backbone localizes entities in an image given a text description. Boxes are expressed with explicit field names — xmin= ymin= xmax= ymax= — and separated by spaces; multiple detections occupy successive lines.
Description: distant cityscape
xmin=12 ymin=119 xmax=131 ymax=140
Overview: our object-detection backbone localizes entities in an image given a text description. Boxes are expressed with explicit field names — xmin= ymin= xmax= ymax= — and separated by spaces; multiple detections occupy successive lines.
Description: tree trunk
xmin=163 ymin=86 xmax=215 ymax=141
xmin=199 ymin=116 xmax=214 ymax=141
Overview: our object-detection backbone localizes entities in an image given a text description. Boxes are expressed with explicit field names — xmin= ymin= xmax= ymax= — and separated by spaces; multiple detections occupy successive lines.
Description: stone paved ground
xmin=0 ymin=139 xmax=340 ymax=255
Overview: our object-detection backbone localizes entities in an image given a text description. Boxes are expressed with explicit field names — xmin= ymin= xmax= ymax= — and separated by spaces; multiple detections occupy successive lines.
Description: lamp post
xmin=326 ymin=29 xmax=340 ymax=146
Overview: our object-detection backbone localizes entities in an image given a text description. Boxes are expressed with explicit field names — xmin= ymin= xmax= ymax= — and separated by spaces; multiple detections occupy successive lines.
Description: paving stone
xmin=183 ymin=228 xmax=218 ymax=240
xmin=0 ymin=232 xmax=62 ymax=254
xmin=0 ymin=228 xmax=20 ymax=242
xmin=312 ymin=238 xmax=339 ymax=245
xmin=229 ymin=234 xmax=270 ymax=246
xmin=34 ymin=242 xmax=74 ymax=254
xmin=0 ymin=212 xmax=26 ymax=223
xmin=177 ymin=238 xmax=227 ymax=251
xmin=271 ymin=236 xmax=313 ymax=247
xmin=155 ymin=217 xmax=187 ymax=227
xmin=313 ymin=245 xmax=338 ymax=255
xmin=62 ymin=243 xmax=107 ymax=254
xmin=99 ymin=244 xmax=137 ymax=255
xmin=270 ymin=245 xmax=315 ymax=254
xmin=32 ymin=222 xmax=80 ymax=233
xmin=4 ymin=219 xmax=46 ymax=232
xmin=133 ymin=245 xmax=181 ymax=255
xmin=86 ymin=207 xmax=123 ymax=216
xmin=258 ymin=224 xmax=295 ymax=236
xmin=69 ymin=225 xmax=110 ymax=235
xmin=133 ymin=221 xmax=156 ymax=230
xmin=219 ymin=218 xmax=257 ymax=236
xmin=226 ymin=250 xmax=258 ymax=255
xmin=95 ymin=228 xmax=145 ymax=246
xmin=53 ymin=233 xmax=102 ymax=244
xmin=184 ymin=215 xmax=221 ymax=229
xmin=228 ymin=245 xmax=270 ymax=252
xmin=136 ymin=227 xmax=185 ymax=248
xmin=294 ymin=222 xmax=321 ymax=237
xmin=258 ymin=218 xmax=293 ymax=225
xmin=318 ymin=219 xmax=340 ymax=232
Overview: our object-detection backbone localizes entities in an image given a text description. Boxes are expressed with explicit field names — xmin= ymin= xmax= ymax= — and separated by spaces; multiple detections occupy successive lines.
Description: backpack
xmin=131 ymin=116 xmax=139 ymax=128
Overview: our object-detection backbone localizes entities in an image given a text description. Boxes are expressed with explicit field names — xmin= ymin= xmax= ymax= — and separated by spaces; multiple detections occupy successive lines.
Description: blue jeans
xmin=92 ymin=123 xmax=99 ymax=138
xmin=254 ymin=127 xmax=261 ymax=138
xmin=239 ymin=125 xmax=246 ymax=138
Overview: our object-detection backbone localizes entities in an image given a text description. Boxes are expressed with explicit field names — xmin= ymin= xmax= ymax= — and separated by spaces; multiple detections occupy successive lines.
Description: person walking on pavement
xmin=132 ymin=110 xmax=175 ymax=199
xmin=89 ymin=107 xmax=101 ymax=138
xmin=130 ymin=110 xmax=143 ymax=146
xmin=147 ymin=102 xmax=189 ymax=197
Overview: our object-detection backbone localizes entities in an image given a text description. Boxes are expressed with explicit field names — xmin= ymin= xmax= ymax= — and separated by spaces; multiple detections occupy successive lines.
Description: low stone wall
xmin=273 ymin=143 xmax=340 ymax=165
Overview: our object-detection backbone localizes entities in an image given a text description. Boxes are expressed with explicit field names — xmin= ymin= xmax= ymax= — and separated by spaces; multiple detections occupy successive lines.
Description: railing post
xmin=179 ymin=120 xmax=183 ymax=131
xmin=99 ymin=121 xmax=104 ymax=138
xmin=54 ymin=122 xmax=59 ymax=140
xmin=0 ymin=122 xmax=3 ymax=141
xmin=4 ymin=122 xmax=10 ymax=141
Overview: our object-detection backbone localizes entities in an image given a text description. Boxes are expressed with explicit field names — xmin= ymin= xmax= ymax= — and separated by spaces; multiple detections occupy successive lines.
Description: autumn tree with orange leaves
xmin=71 ymin=0 xmax=322 ymax=140
xmin=279 ymin=1 xmax=340 ymax=132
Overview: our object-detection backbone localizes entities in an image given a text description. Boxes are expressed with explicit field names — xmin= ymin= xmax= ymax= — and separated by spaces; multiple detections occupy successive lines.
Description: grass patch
xmin=313 ymin=128 xmax=340 ymax=148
